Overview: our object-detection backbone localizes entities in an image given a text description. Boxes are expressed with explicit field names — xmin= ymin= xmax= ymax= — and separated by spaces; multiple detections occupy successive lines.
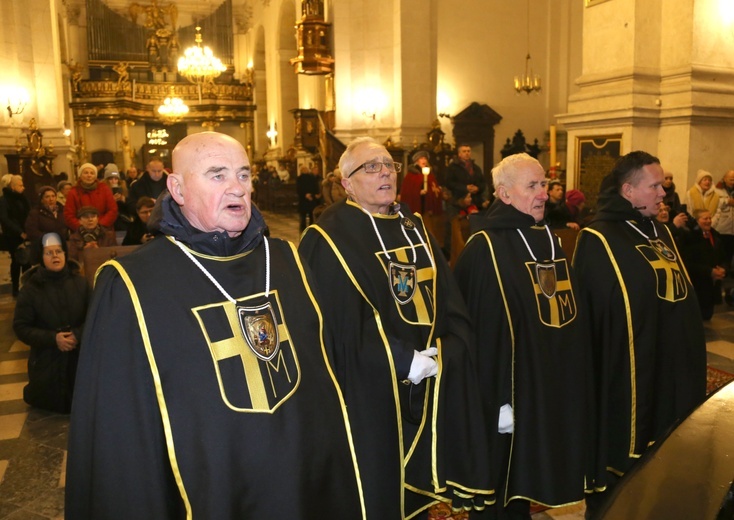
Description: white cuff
xmin=498 ymin=403 xmax=514 ymax=434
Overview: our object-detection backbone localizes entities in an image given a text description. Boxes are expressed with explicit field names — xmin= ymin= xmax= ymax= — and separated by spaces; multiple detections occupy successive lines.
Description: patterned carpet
xmin=706 ymin=366 xmax=734 ymax=395
xmin=428 ymin=502 xmax=469 ymax=519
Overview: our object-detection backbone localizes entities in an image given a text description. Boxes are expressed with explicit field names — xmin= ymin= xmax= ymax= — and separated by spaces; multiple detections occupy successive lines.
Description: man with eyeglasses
xmin=299 ymin=136 xmax=492 ymax=517
xmin=122 ymin=196 xmax=156 ymax=245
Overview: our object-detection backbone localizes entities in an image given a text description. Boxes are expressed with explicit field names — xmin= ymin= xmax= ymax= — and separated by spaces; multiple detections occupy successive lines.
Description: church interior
xmin=2 ymin=0 xmax=734 ymax=518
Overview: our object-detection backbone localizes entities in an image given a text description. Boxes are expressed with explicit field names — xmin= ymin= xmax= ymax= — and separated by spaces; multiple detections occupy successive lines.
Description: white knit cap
xmin=41 ymin=232 xmax=62 ymax=248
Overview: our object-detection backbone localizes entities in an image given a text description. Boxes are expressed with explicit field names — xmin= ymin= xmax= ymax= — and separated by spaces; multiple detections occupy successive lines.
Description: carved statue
xmin=129 ymin=0 xmax=177 ymax=31
xmin=65 ymin=59 xmax=84 ymax=93
xmin=113 ymin=62 xmax=131 ymax=92
xmin=130 ymin=0 xmax=178 ymax=69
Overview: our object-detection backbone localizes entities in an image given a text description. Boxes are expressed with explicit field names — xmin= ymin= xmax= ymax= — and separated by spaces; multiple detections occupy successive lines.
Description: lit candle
xmin=422 ymin=166 xmax=430 ymax=191
xmin=549 ymin=125 xmax=557 ymax=173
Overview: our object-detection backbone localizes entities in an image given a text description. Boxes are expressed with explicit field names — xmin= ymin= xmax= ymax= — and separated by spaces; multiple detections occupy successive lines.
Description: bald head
xmin=168 ymin=132 xmax=253 ymax=237
xmin=172 ymin=133 xmax=245 ymax=172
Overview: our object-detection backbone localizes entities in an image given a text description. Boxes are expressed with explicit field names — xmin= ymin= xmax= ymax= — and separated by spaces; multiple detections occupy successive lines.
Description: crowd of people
xmin=0 ymin=160 xmax=168 ymax=418
xmin=0 ymin=134 xmax=722 ymax=518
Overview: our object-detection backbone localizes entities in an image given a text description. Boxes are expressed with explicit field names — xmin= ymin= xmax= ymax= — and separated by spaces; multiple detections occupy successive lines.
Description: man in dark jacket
xmin=444 ymin=145 xmax=488 ymax=257
xmin=296 ymin=163 xmax=321 ymax=231
xmin=681 ymin=208 xmax=728 ymax=320
xmin=127 ymin=157 xmax=167 ymax=213
xmin=0 ymin=175 xmax=31 ymax=296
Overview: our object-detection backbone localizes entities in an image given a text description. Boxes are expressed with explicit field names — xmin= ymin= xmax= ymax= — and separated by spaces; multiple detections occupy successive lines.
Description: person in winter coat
xmin=399 ymin=150 xmax=443 ymax=215
xmin=12 ymin=232 xmax=91 ymax=413
xmin=662 ymin=171 xmax=683 ymax=215
xmin=0 ymin=175 xmax=31 ymax=296
xmin=63 ymin=163 xmax=118 ymax=232
xmin=713 ymin=169 xmax=734 ymax=272
xmin=67 ymin=206 xmax=117 ymax=262
xmin=25 ymin=186 xmax=67 ymax=242
xmin=685 ymin=169 xmax=719 ymax=216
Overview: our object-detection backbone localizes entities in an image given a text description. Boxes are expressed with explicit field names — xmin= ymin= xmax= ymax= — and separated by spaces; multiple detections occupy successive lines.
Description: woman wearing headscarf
xmin=13 ymin=232 xmax=91 ymax=413
xmin=63 ymin=162 xmax=118 ymax=233
xmin=25 ymin=186 xmax=67 ymax=242
xmin=399 ymin=150 xmax=443 ymax=216
xmin=685 ymin=169 xmax=719 ymax=215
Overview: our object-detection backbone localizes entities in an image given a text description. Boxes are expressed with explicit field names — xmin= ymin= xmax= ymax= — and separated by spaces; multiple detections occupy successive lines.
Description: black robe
xmin=65 ymin=196 xmax=364 ymax=519
xmin=572 ymin=189 xmax=707 ymax=481
xmin=454 ymin=201 xmax=595 ymax=509
xmin=298 ymin=199 xmax=493 ymax=518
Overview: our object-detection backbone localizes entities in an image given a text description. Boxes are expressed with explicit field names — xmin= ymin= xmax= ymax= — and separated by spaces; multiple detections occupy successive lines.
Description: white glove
xmin=407 ymin=349 xmax=438 ymax=385
xmin=498 ymin=403 xmax=514 ymax=434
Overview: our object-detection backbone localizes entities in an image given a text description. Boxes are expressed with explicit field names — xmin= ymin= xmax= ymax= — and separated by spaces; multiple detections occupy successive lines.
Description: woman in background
xmin=25 ymin=186 xmax=67 ymax=242
xmin=13 ymin=232 xmax=90 ymax=413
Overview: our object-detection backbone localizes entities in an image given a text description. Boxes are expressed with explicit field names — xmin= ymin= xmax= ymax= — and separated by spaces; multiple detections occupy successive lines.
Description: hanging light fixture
xmin=514 ymin=0 xmax=541 ymax=95
xmin=177 ymin=26 xmax=227 ymax=85
xmin=157 ymin=87 xmax=189 ymax=124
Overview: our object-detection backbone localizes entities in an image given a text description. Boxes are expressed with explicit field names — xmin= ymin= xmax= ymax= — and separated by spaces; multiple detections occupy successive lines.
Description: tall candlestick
xmin=549 ymin=125 xmax=557 ymax=172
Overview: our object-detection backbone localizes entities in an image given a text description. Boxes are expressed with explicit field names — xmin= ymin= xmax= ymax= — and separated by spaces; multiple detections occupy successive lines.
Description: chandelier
xmin=514 ymin=0 xmax=541 ymax=95
xmin=514 ymin=54 xmax=541 ymax=94
xmin=157 ymin=88 xmax=189 ymax=124
xmin=177 ymin=26 xmax=227 ymax=85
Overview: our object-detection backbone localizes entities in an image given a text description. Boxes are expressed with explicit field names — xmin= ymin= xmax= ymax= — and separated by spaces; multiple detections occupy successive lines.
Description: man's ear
xmin=341 ymin=176 xmax=353 ymax=196
xmin=168 ymin=173 xmax=184 ymax=204
xmin=621 ymin=182 xmax=633 ymax=199
xmin=497 ymin=185 xmax=510 ymax=203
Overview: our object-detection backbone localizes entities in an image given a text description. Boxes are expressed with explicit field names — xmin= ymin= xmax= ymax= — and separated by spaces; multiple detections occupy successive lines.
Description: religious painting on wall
xmin=576 ymin=134 xmax=622 ymax=211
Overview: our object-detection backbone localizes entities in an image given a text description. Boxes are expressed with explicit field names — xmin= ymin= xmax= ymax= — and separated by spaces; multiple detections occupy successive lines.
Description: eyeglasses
xmin=43 ymin=249 xmax=65 ymax=257
xmin=348 ymin=161 xmax=402 ymax=178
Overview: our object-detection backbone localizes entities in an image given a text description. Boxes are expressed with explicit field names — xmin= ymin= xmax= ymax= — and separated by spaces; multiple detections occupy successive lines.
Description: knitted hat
xmin=57 ymin=180 xmax=72 ymax=191
xmin=104 ymin=170 xmax=120 ymax=180
xmin=565 ymin=189 xmax=586 ymax=208
xmin=412 ymin=150 xmax=430 ymax=163
xmin=42 ymin=233 xmax=62 ymax=248
xmin=77 ymin=163 xmax=97 ymax=177
xmin=104 ymin=163 xmax=119 ymax=175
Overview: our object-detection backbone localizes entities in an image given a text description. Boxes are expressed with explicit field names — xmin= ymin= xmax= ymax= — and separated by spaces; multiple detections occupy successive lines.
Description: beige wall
xmin=561 ymin=0 xmax=734 ymax=193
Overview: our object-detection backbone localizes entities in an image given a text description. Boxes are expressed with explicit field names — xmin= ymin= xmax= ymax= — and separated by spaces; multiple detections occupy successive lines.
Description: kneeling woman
xmin=13 ymin=233 xmax=91 ymax=413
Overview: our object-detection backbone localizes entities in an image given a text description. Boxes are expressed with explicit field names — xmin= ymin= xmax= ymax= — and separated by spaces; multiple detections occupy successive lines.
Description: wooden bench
xmin=81 ymin=245 xmax=139 ymax=287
